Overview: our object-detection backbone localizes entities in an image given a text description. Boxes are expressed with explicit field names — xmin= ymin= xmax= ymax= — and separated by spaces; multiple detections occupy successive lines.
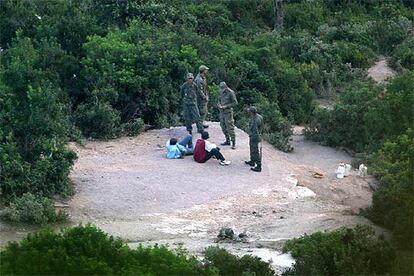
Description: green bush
xmin=75 ymin=101 xmax=121 ymax=139
xmin=0 ymin=193 xmax=67 ymax=224
xmin=0 ymin=225 xmax=274 ymax=275
xmin=284 ymin=2 xmax=327 ymax=33
xmin=0 ymin=136 xmax=76 ymax=202
xmin=257 ymin=101 xmax=294 ymax=152
xmin=366 ymin=129 xmax=414 ymax=249
xmin=121 ymin=118 xmax=144 ymax=137
xmin=391 ymin=37 xmax=414 ymax=70
xmin=305 ymin=71 xmax=414 ymax=152
xmin=203 ymin=246 xmax=274 ymax=276
xmin=0 ymin=35 xmax=76 ymax=205
xmin=282 ymin=225 xmax=396 ymax=276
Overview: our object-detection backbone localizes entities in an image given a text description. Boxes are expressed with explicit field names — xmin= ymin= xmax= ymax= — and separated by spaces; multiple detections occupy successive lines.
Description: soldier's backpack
xmin=193 ymin=139 xmax=207 ymax=163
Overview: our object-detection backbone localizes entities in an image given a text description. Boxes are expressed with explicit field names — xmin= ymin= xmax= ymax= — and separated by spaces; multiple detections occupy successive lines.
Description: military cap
xmin=248 ymin=106 xmax=257 ymax=113
xmin=186 ymin=73 xmax=194 ymax=79
xmin=199 ymin=65 xmax=209 ymax=72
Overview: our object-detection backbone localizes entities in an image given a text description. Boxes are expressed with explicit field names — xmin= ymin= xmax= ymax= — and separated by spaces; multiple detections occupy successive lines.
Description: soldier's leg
xmin=220 ymin=111 xmax=230 ymax=145
xmin=203 ymin=102 xmax=208 ymax=121
xmin=183 ymin=106 xmax=193 ymax=133
xmin=245 ymin=138 xmax=255 ymax=166
xmin=250 ymin=138 xmax=260 ymax=164
xmin=226 ymin=111 xmax=236 ymax=148
xmin=199 ymin=101 xmax=209 ymax=128
xmin=192 ymin=105 xmax=204 ymax=133
xmin=250 ymin=138 xmax=261 ymax=172
xmin=198 ymin=102 xmax=204 ymax=120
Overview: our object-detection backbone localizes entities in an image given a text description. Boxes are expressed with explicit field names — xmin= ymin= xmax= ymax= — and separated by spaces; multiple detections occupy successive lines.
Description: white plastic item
xmin=344 ymin=164 xmax=352 ymax=177
xmin=336 ymin=163 xmax=346 ymax=179
xmin=359 ymin=164 xmax=368 ymax=177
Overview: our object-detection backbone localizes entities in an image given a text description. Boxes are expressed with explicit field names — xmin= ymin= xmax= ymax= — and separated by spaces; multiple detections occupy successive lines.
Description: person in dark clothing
xmin=194 ymin=131 xmax=231 ymax=165
xmin=245 ymin=106 xmax=263 ymax=172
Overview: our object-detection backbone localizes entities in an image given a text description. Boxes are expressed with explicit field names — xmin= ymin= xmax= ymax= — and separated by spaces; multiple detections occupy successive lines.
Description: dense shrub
xmin=75 ymin=101 xmax=121 ymax=139
xmin=391 ymin=37 xmax=414 ymax=70
xmin=0 ymin=36 xmax=76 ymax=204
xmin=0 ymin=137 xmax=76 ymax=202
xmin=203 ymin=246 xmax=274 ymax=276
xmin=305 ymin=71 xmax=414 ymax=152
xmin=282 ymin=225 xmax=396 ymax=276
xmin=366 ymin=129 xmax=414 ymax=249
xmin=0 ymin=193 xmax=67 ymax=224
xmin=257 ymin=101 xmax=294 ymax=152
xmin=121 ymin=118 xmax=145 ymax=137
xmin=0 ymin=225 xmax=274 ymax=275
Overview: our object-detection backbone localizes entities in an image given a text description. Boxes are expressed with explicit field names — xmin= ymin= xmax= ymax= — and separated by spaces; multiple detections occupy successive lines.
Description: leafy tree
xmin=367 ymin=129 xmax=414 ymax=249
xmin=283 ymin=225 xmax=396 ymax=276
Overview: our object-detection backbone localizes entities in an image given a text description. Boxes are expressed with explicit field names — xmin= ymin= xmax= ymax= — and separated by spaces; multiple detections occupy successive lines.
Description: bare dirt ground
xmin=64 ymin=122 xmax=377 ymax=270
xmin=368 ymin=57 xmax=396 ymax=83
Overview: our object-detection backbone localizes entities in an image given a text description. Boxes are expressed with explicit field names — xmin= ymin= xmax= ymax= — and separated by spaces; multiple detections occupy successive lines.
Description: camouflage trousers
xmin=197 ymin=100 xmax=208 ymax=122
xmin=220 ymin=109 xmax=235 ymax=141
xmin=183 ymin=104 xmax=203 ymax=133
xmin=249 ymin=135 xmax=262 ymax=166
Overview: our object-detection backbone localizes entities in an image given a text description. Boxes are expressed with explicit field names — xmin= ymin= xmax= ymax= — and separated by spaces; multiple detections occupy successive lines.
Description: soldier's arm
xmin=226 ymin=90 xmax=238 ymax=109
xmin=258 ymin=117 xmax=264 ymax=134
xmin=195 ymin=79 xmax=207 ymax=100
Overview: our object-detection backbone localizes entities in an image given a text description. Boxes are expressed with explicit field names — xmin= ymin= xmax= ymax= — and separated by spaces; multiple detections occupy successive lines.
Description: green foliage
xmin=257 ymin=101 xmax=293 ymax=152
xmin=366 ymin=129 xmax=414 ymax=249
xmin=391 ymin=37 xmax=414 ymax=70
xmin=305 ymin=71 xmax=414 ymax=152
xmin=1 ymin=0 xmax=413 ymax=243
xmin=121 ymin=118 xmax=144 ymax=137
xmin=75 ymin=101 xmax=121 ymax=139
xmin=203 ymin=246 xmax=274 ymax=276
xmin=282 ymin=225 xmax=396 ymax=276
xmin=284 ymin=2 xmax=327 ymax=33
xmin=0 ymin=225 xmax=274 ymax=275
xmin=0 ymin=32 xmax=76 ymax=221
xmin=0 ymin=193 xmax=67 ymax=224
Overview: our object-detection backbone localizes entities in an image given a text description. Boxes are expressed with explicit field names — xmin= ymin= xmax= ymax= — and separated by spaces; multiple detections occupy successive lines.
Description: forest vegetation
xmin=0 ymin=0 xmax=413 ymax=275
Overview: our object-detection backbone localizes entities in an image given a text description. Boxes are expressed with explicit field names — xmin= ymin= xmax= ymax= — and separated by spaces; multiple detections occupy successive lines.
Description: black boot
xmin=245 ymin=160 xmax=255 ymax=166
xmin=251 ymin=165 xmax=262 ymax=172
xmin=221 ymin=138 xmax=230 ymax=146
xmin=231 ymin=139 xmax=236 ymax=149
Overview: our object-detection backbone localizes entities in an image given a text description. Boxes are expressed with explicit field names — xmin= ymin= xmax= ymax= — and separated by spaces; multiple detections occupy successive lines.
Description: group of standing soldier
xmin=180 ymin=65 xmax=263 ymax=172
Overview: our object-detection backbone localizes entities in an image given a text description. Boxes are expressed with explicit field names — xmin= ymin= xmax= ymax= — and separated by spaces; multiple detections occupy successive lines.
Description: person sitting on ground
xmin=166 ymin=134 xmax=194 ymax=159
xmin=194 ymin=131 xmax=231 ymax=165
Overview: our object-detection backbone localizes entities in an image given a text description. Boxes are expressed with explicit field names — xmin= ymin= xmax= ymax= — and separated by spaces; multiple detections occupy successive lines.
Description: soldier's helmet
xmin=199 ymin=65 xmax=209 ymax=73
xmin=248 ymin=106 xmax=257 ymax=113
xmin=219 ymin=81 xmax=227 ymax=89
xmin=186 ymin=73 xmax=194 ymax=79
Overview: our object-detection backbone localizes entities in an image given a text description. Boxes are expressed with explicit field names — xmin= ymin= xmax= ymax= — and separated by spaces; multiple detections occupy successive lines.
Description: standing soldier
xmin=218 ymin=82 xmax=238 ymax=149
xmin=181 ymin=73 xmax=204 ymax=135
xmin=245 ymin=106 xmax=263 ymax=172
xmin=195 ymin=65 xmax=209 ymax=129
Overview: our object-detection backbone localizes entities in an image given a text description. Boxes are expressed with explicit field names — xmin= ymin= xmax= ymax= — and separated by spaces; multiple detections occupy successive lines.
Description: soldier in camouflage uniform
xmin=245 ymin=106 xmax=263 ymax=172
xmin=181 ymin=73 xmax=203 ymax=134
xmin=218 ymin=82 xmax=238 ymax=149
xmin=194 ymin=65 xmax=209 ymax=128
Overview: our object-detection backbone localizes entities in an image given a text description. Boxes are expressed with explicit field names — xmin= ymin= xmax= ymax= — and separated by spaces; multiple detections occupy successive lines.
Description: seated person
xmin=166 ymin=135 xmax=194 ymax=159
xmin=194 ymin=131 xmax=231 ymax=165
